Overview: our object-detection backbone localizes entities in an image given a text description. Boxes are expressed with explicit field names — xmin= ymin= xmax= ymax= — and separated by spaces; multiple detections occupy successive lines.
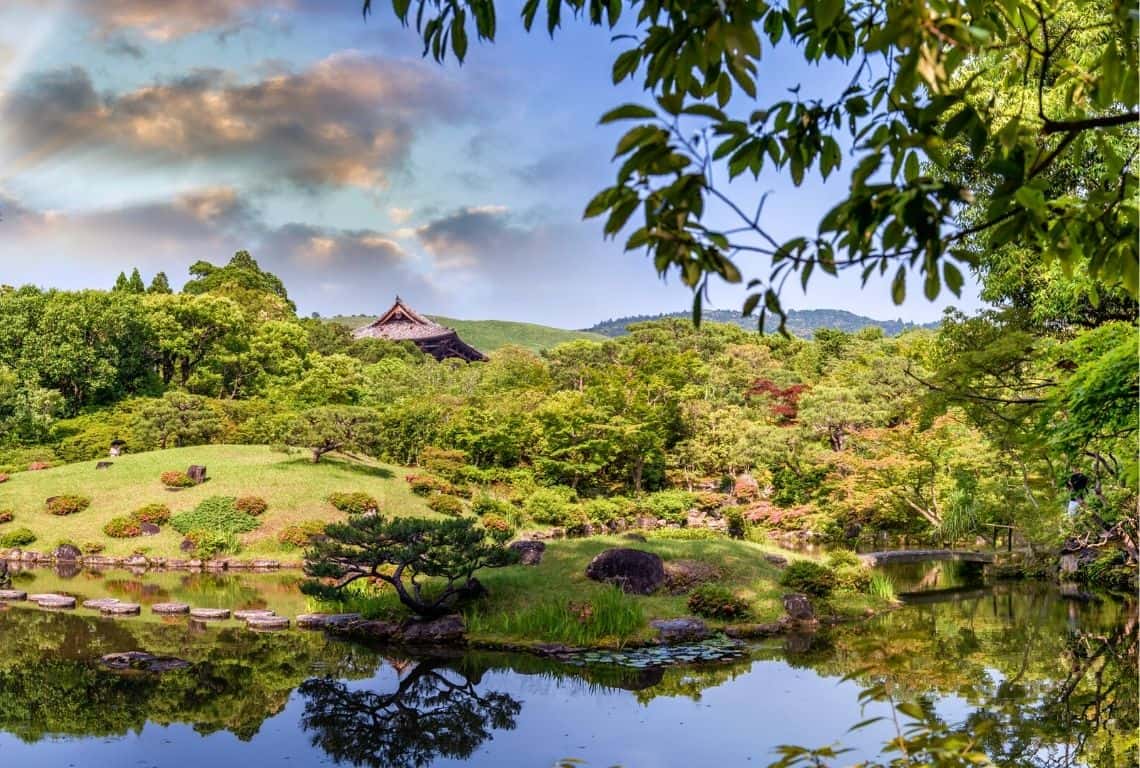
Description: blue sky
xmin=0 ymin=1 xmax=982 ymax=328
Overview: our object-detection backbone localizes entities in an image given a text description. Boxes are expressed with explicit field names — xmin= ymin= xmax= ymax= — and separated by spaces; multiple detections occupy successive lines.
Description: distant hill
xmin=327 ymin=315 xmax=606 ymax=354
xmin=584 ymin=308 xmax=939 ymax=338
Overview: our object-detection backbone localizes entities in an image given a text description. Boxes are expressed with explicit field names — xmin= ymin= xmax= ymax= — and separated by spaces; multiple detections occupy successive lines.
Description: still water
xmin=0 ymin=565 xmax=1134 ymax=768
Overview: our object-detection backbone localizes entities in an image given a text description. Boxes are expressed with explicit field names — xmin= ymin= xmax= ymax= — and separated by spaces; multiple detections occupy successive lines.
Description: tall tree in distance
xmin=147 ymin=271 xmax=172 ymax=295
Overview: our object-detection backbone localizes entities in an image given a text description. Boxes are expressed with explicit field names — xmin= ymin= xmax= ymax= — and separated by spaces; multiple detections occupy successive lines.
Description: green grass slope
xmin=0 ymin=445 xmax=431 ymax=560
xmin=328 ymin=314 xmax=605 ymax=354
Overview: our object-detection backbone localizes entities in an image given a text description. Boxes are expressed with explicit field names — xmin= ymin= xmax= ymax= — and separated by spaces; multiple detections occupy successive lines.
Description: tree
xmin=365 ymin=0 xmax=1137 ymax=325
xmin=288 ymin=406 xmax=382 ymax=463
xmin=134 ymin=392 xmax=222 ymax=450
xmin=301 ymin=515 xmax=517 ymax=617
xmin=147 ymin=272 xmax=172 ymax=295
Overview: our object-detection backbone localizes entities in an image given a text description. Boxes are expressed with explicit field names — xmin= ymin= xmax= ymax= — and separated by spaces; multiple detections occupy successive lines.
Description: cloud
xmin=415 ymin=205 xmax=517 ymax=267
xmin=2 ymin=52 xmax=466 ymax=189
xmin=67 ymin=0 xmax=291 ymax=41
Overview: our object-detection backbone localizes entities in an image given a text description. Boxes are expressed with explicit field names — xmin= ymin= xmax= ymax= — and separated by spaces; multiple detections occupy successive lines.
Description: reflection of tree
xmin=299 ymin=659 xmax=521 ymax=768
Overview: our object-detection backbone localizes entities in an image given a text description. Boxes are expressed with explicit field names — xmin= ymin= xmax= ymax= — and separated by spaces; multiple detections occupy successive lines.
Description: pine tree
xmin=112 ymin=272 xmax=130 ymax=292
xmin=148 ymin=272 xmax=172 ymax=294
xmin=127 ymin=268 xmax=145 ymax=294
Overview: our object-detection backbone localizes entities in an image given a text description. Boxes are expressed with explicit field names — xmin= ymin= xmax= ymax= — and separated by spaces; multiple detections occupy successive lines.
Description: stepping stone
xmin=101 ymin=651 xmax=191 ymax=673
xmin=246 ymin=615 xmax=289 ymax=630
xmin=296 ymin=612 xmax=360 ymax=629
xmin=0 ymin=590 xmax=27 ymax=600
xmin=189 ymin=608 xmax=230 ymax=620
xmin=34 ymin=595 xmax=76 ymax=609
xmin=101 ymin=602 xmax=141 ymax=615
xmin=233 ymin=609 xmax=276 ymax=620
xmin=83 ymin=598 xmax=121 ymax=610
xmin=27 ymin=593 xmax=57 ymax=602
xmin=152 ymin=602 xmax=191 ymax=614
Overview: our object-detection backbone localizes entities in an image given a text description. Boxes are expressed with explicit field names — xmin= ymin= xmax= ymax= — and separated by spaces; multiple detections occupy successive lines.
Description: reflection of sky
xmin=0 ymin=2 xmax=982 ymax=327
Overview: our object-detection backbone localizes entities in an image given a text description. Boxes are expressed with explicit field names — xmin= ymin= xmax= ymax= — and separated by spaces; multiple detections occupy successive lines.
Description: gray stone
xmin=152 ymin=602 xmax=191 ymax=614
xmin=189 ymin=607 xmax=230 ymax=620
xmin=53 ymin=543 xmax=82 ymax=561
xmin=509 ymin=540 xmax=546 ymax=566
xmin=585 ymin=548 xmax=665 ymax=595
xmin=35 ymin=594 xmax=76 ymax=609
xmin=399 ymin=614 xmax=466 ymax=644
xmin=782 ymin=593 xmax=815 ymax=622
xmin=724 ymin=622 xmax=785 ymax=639
xmin=0 ymin=589 xmax=27 ymax=600
xmin=187 ymin=465 xmax=208 ymax=484
xmin=763 ymin=553 xmax=789 ymax=568
xmin=139 ymin=522 xmax=160 ymax=536
xmin=95 ymin=461 xmax=113 ymax=470
xmin=233 ymin=609 xmax=276 ymax=620
xmin=246 ymin=615 xmax=290 ymax=630
xmin=82 ymin=598 xmax=121 ymax=610
xmin=124 ymin=555 xmax=149 ymax=568
xmin=296 ymin=612 xmax=361 ymax=629
xmin=650 ymin=617 xmax=710 ymax=643
xmin=101 ymin=602 xmax=141 ymax=615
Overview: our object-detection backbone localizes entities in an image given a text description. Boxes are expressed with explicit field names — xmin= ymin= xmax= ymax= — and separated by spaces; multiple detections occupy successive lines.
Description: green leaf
xmin=943 ymin=262 xmax=964 ymax=296
xmin=891 ymin=266 xmax=907 ymax=304
xmin=815 ymin=0 xmax=843 ymax=28
xmin=600 ymin=104 xmax=657 ymax=123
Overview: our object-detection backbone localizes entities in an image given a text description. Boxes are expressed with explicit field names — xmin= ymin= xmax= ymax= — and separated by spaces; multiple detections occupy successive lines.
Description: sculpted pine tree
xmin=302 ymin=516 xmax=517 ymax=617
xmin=289 ymin=406 xmax=381 ymax=463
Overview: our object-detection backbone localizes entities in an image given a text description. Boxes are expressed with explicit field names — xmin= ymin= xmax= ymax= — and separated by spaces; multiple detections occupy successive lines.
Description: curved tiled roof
xmin=352 ymin=297 xmax=486 ymax=361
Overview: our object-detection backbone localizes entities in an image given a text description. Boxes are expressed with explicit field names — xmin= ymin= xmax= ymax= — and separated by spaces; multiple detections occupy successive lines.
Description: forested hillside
xmin=586 ymin=309 xmax=938 ymax=338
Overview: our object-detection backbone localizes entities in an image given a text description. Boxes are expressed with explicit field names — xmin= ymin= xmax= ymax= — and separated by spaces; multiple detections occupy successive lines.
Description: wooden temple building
xmin=352 ymin=297 xmax=487 ymax=362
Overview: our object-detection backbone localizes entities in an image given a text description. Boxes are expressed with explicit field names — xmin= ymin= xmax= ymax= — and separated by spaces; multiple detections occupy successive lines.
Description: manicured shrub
xmin=480 ymin=514 xmax=513 ymax=536
xmin=582 ymin=497 xmax=635 ymax=524
xmin=562 ymin=506 xmax=592 ymax=537
xmin=648 ymin=527 xmax=721 ymax=541
xmin=724 ymin=507 xmax=747 ymax=540
xmin=82 ymin=541 xmax=106 ymax=555
xmin=104 ymin=516 xmax=143 ymax=538
xmin=687 ymin=584 xmax=750 ymax=620
xmin=28 ymin=461 xmax=51 ymax=471
xmin=171 ymin=496 xmax=260 ymax=535
xmin=834 ymin=564 xmax=872 ymax=592
xmin=826 ymin=550 xmax=862 ymax=569
xmin=45 ymin=494 xmax=91 ymax=516
xmin=161 ymin=470 xmax=194 ymax=488
xmin=427 ymin=493 xmax=466 ymax=516
xmin=524 ymin=487 xmax=577 ymax=525
xmin=694 ymin=491 xmax=726 ymax=511
xmin=0 ymin=527 xmax=37 ymax=548
xmin=326 ymin=492 xmax=379 ymax=515
xmin=405 ymin=474 xmax=456 ymax=497
xmin=278 ymin=521 xmax=328 ymax=549
xmin=184 ymin=529 xmax=239 ymax=559
xmin=235 ymin=496 xmax=268 ymax=516
xmin=636 ymin=490 xmax=697 ymax=524
xmin=472 ymin=494 xmax=514 ymax=518
xmin=418 ymin=446 xmax=468 ymax=479
xmin=131 ymin=503 xmax=171 ymax=526
xmin=779 ymin=560 xmax=837 ymax=597
xmin=0 ymin=510 xmax=13 ymax=524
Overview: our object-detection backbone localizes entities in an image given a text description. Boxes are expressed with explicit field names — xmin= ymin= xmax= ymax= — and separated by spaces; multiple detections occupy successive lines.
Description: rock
xmin=724 ymin=622 xmax=784 ymax=639
xmin=189 ymin=607 xmax=230 ymax=620
xmin=246 ymin=615 xmax=290 ymax=630
xmin=233 ymin=609 xmax=276 ymax=620
xmin=650 ymin=617 xmax=710 ymax=643
xmin=101 ymin=651 xmax=191 ymax=673
xmin=27 ymin=593 xmax=56 ymax=601
xmin=152 ymin=602 xmax=191 ymax=614
xmin=139 ymin=522 xmax=160 ymax=536
xmin=180 ymin=538 xmax=196 ymax=553
xmin=187 ymin=465 xmax=208 ymax=485
xmin=784 ymin=632 xmax=815 ymax=654
xmin=585 ymin=548 xmax=665 ymax=595
xmin=663 ymin=560 xmax=721 ymax=594
xmin=509 ymin=540 xmax=546 ymax=566
xmin=204 ymin=560 xmax=227 ymax=571
xmin=296 ymin=612 xmax=361 ymax=629
xmin=54 ymin=561 xmax=82 ymax=579
xmin=336 ymin=618 xmax=399 ymax=640
xmin=95 ymin=461 xmax=113 ymax=470
xmin=82 ymin=598 xmax=121 ymax=610
xmin=164 ymin=560 xmax=189 ymax=569
xmin=53 ymin=544 xmax=82 ymax=562
xmin=0 ymin=589 xmax=27 ymax=600
xmin=782 ymin=593 xmax=815 ymax=622
xmin=34 ymin=594 xmax=77 ymax=609
xmin=250 ymin=559 xmax=280 ymax=570
xmin=622 ymin=533 xmax=648 ymax=542
xmin=20 ymin=551 xmax=40 ymax=562
xmin=101 ymin=602 xmax=141 ymax=616
xmin=124 ymin=555 xmax=148 ymax=568
xmin=186 ymin=559 xmax=203 ymax=569
xmin=399 ymin=614 xmax=466 ymax=644
xmin=762 ymin=554 xmax=789 ymax=568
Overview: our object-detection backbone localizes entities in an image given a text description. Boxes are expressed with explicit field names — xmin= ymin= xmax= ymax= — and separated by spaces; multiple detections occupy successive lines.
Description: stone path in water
xmin=0 ymin=591 xmax=291 ymax=630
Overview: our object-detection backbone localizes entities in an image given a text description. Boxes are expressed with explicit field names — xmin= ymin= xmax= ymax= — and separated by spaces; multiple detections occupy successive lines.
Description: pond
xmin=0 ymin=564 xmax=1134 ymax=767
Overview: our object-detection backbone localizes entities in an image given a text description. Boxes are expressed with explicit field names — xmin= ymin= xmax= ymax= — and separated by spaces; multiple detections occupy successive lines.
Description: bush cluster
xmin=634 ymin=490 xmax=697 ymax=524
xmin=648 ymin=527 xmax=722 ymax=541
xmin=779 ymin=560 xmax=837 ymax=597
xmin=480 ymin=514 xmax=513 ymax=536
xmin=834 ymin=564 xmax=872 ymax=592
xmin=278 ymin=520 xmax=327 ymax=548
xmin=0 ymin=527 xmax=37 ymax=548
xmin=183 ymin=529 xmax=239 ymax=559
xmin=406 ymin=474 xmax=457 ymax=497
xmin=582 ymin=497 xmax=635 ymax=525
xmin=45 ymin=494 xmax=91 ymax=516
xmin=724 ymin=507 xmax=748 ymax=539
xmin=524 ymin=487 xmax=578 ymax=525
xmin=82 ymin=541 xmax=105 ymax=554
xmin=160 ymin=470 xmax=195 ymax=488
xmin=326 ymin=491 xmax=379 ymax=515
xmin=103 ymin=516 xmax=143 ymax=538
xmin=687 ymin=584 xmax=750 ymax=620
xmin=171 ymin=496 xmax=260 ymax=535
xmin=427 ymin=493 xmax=466 ymax=516
xmin=472 ymin=494 xmax=514 ymax=519
xmin=417 ymin=446 xmax=468 ymax=479
xmin=235 ymin=496 xmax=268 ymax=516
xmin=132 ymin=503 xmax=171 ymax=525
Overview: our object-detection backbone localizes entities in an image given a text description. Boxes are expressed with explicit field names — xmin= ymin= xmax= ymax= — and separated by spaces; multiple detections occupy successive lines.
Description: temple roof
xmin=352 ymin=297 xmax=486 ymax=361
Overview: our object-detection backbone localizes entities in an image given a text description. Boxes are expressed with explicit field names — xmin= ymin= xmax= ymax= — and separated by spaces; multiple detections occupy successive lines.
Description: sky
xmin=0 ymin=0 xmax=983 ymax=329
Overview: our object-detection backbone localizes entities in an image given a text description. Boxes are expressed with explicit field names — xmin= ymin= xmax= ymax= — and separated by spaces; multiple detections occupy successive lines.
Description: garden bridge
xmin=858 ymin=549 xmax=996 ymax=567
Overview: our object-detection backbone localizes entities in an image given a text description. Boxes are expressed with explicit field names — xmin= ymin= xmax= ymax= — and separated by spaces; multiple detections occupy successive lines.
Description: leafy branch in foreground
xmin=366 ymin=0 xmax=1137 ymax=329
xmin=302 ymin=515 xmax=517 ymax=618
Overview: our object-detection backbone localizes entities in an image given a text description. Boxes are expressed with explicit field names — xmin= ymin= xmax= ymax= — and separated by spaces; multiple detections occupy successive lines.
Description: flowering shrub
xmin=0 ymin=510 xmax=12 ymax=524
xmin=131 ymin=503 xmax=171 ymax=525
xmin=326 ymin=492 xmax=379 ymax=515
xmin=235 ymin=496 xmax=268 ymax=516
xmin=427 ymin=494 xmax=466 ymax=516
xmin=161 ymin=470 xmax=194 ymax=488
xmin=46 ymin=495 xmax=91 ymax=516
xmin=104 ymin=516 xmax=143 ymax=538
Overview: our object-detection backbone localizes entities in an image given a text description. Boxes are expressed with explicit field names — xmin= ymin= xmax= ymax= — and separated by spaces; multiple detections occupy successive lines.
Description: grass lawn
xmin=0 ymin=444 xmax=433 ymax=559
xmin=322 ymin=535 xmax=884 ymax=647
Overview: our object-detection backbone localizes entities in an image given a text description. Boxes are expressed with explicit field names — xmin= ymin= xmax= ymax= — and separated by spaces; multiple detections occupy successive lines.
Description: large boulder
xmin=585 ymin=548 xmax=665 ymax=595
xmin=399 ymin=614 xmax=466 ymax=644
xmin=650 ymin=617 xmax=710 ymax=643
xmin=782 ymin=593 xmax=815 ymax=622
xmin=53 ymin=543 xmax=81 ymax=561
xmin=509 ymin=540 xmax=546 ymax=566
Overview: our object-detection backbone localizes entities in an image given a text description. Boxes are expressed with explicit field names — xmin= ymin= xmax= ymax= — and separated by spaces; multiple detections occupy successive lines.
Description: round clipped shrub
xmin=472 ymin=494 xmax=514 ymax=518
xmin=0 ymin=526 xmax=37 ymax=548
xmin=326 ymin=492 xmax=379 ymax=515
xmin=278 ymin=520 xmax=328 ymax=549
xmin=825 ymin=550 xmax=862 ymax=569
xmin=480 ymin=514 xmax=513 ymax=536
xmin=235 ymin=496 xmax=268 ymax=516
xmin=171 ymin=496 xmax=259 ymax=535
xmin=160 ymin=470 xmax=194 ymax=489
xmin=46 ymin=494 xmax=91 ymax=516
xmin=524 ymin=487 xmax=577 ymax=525
xmin=779 ymin=560 xmax=837 ymax=598
xmin=28 ymin=461 xmax=51 ymax=471
xmin=0 ymin=510 xmax=13 ymax=524
xmin=687 ymin=584 xmax=750 ymax=620
xmin=132 ymin=503 xmax=171 ymax=526
xmin=184 ymin=529 xmax=239 ymax=559
xmin=82 ymin=541 xmax=105 ymax=554
xmin=104 ymin=516 xmax=143 ymax=538
xmin=406 ymin=474 xmax=456 ymax=497
xmin=724 ymin=507 xmax=748 ymax=539
xmin=834 ymin=564 xmax=872 ymax=592
xmin=427 ymin=493 xmax=466 ymax=516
